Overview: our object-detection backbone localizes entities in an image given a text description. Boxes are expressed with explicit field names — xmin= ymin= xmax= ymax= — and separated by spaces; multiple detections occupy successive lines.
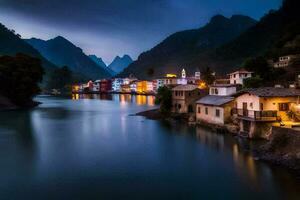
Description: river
xmin=0 ymin=94 xmax=299 ymax=199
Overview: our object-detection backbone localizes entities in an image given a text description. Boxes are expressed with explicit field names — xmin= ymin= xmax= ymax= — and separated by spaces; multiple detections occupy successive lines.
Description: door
xmin=243 ymin=102 xmax=248 ymax=116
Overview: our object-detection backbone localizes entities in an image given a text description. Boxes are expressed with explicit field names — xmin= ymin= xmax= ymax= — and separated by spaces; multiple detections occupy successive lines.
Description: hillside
xmin=119 ymin=15 xmax=257 ymax=79
xmin=26 ymin=36 xmax=111 ymax=80
xmin=109 ymin=55 xmax=133 ymax=74
xmin=89 ymin=55 xmax=115 ymax=76
xmin=0 ymin=23 xmax=56 ymax=69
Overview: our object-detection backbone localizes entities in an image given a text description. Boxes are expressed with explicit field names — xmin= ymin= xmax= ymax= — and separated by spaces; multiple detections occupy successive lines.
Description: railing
xmin=231 ymin=108 xmax=278 ymax=121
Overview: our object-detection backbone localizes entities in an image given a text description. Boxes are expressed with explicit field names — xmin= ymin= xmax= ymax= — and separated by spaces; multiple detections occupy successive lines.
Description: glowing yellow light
xmin=166 ymin=74 xmax=177 ymax=78
xmin=198 ymin=82 xmax=207 ymax=89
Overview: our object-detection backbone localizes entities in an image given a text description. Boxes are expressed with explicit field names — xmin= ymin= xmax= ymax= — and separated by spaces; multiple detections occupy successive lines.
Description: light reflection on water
xmin=72 ymin=93 xmax=155 ymax=106
xmin=0 ymin=95 xmax=299 ymax=199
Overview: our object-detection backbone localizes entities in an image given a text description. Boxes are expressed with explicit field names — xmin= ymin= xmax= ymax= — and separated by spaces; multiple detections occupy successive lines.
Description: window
xmin=279 ymin=103 xmax=289 ymax=111
xmin=178 ymin=104 xmax=181 ymax=110
xmin=205 ymin=107 xmax=208 ymax=115
xmin=216 ymin=109 xmax=220 ymax=117
xmin=198 ymin=106 xmax=201 ymax=114
xmin=215 ymin=88 xmax=218 ymax=95
xmin=188 ymin=92 xmax=191 ymax=96
xmin=175 ymin=91 xmax=178 ymax=96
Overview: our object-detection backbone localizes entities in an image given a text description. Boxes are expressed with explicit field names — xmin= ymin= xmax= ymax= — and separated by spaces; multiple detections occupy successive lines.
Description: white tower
xmin=182 ymin=68 xmax=186 ymax=79
xmin=195 ymin=72 xmax=201 ymax=80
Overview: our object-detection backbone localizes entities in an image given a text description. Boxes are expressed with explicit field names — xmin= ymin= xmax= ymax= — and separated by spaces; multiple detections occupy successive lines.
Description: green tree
xmin=243 ymin=76 xmax=263 ymax=88
xmin=147 ymin=68 xmax=154 ymax=77
xmin=0 ymin=54 xmax=44 ymax=106
xmin=46 ymin=66 xmax=72 ymax=90
xmin=243 ymin=56 xmax=271 ymax=81
xmin=155 ymin=86 xmax=172 ymax=115
xmin=201 ymin=67 xmax=215 ymax=85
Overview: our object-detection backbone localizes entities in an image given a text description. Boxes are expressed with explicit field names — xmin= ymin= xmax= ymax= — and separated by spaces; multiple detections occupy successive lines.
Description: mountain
xmin=88 ymin=54 xmax=116 ymax=76
xmin=120 ymin=0 xmax=300 ymax=79
xmin=26 ymin=36 xmax=111 ymax=80
xmin=0 ymin=23 xmax=56 ymax=69
xmin=119 ymin=15 xmax=257 ymax=78
xmin=89 ymin=55 xmax=107 ymax=68
xmin=108 ymin=55 xmax=133 ymax=74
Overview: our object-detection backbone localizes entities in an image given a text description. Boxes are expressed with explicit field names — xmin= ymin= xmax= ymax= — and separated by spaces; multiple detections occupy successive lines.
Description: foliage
xmin=0 ymin=54 xmax=44 ymax=105
xmin=243 ymin=76 xmax=263 ymax=88
xmin=147 ymin=68 xmax=154 ymax=77
xmin=155 ymin=86 xmax=172 ymax=115
xmin=46 ymin=66 xmax=72 ymax=90
xmin=201 ymin=67 xmax=215 ymax=85
xmin=243 ymin=57 xmax=271 ymax=80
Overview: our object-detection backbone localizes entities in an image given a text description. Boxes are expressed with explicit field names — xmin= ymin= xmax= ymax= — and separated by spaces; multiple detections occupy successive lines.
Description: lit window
xmin=279 ymin=103 xmax=289 ymax=111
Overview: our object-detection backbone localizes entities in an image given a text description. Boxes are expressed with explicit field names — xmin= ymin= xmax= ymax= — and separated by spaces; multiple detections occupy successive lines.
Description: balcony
xmin=231 ymin=108 xmax=278 ymax=122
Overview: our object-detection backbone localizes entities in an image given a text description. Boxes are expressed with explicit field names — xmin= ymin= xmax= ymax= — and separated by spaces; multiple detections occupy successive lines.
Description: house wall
xmin=259 ymin=97 xmax=298 ymax=121
xmin=229 ymin=73 xmax=252 ymax=85
xmin=235 ymin=93 xmax=260 ymax=110
xmin=196 ymin=102 xmax=233 ymax=125
xmin=196 ymin=105 xmax=225 ymax=125
xmin=172 ymin=89 xmax=203 ymax=114
xmin=209 ymin=86 xmax=236 ymax=96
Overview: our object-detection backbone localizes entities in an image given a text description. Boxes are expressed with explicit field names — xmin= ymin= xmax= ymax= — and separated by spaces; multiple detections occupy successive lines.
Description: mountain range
xmin=88 ymin=54 xmax=133 ymax=76
xmin=120 ymin=0 xmax=300 ymax=79
xmin=108 ymin=55 xmax=133 ymax=74
xmin=0 ymin=23 xmax=56 ymax=70
xmin=119 ymin=15 xmax=257 ymax=78
xmin=26 ymin=36 xmax=112 ymax=80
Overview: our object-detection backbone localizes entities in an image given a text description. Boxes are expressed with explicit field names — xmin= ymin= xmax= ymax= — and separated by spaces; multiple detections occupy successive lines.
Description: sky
xmin=0 ymin=0 xmax=281 ymax=64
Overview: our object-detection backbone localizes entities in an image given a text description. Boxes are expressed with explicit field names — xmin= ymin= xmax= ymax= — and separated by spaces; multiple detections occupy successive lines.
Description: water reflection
xmin=72 ymin=93 xmax=155 ymax=106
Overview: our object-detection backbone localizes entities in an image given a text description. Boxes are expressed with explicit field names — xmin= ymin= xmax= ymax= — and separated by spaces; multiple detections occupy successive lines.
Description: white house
xmin=112 ymin=78 xmax=124 ymax=92
xmin=196 ymin=84 xmax=235 ymax=125
xmin=92 ymin=80 xmax=101 ymax=92
xmin=209 ymin=84 xmax=237 ymax=96
xmin=274 ymin=55 xmax=298 ymax=68
xmin=228 ymin=69 xmax=253 ymax=85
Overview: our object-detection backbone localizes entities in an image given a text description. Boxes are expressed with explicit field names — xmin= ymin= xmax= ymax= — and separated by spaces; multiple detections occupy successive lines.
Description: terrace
xmin=232 ymin=108 xmax=278 ymax=121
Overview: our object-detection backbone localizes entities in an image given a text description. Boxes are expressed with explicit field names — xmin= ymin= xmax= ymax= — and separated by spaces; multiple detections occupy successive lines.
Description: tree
xmin=243 ymin=76 xmax=263 ymax=88
xmin=46 ymin=66 xmax=72 ymax=90
xmin=155 ymin=86 xmax=172 ymax=115
xmin=0 ymin=54 xmax=44 ymax=106
xmin=201 ymin=67 xmax=215 ymax=85
xmin=147 ymin=68 xmax=154 ymax=77
xmin=243 ymin=56 xmax=271 ymax=81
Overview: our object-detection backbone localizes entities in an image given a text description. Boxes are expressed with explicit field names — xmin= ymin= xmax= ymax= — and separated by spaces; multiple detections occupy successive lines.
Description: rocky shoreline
xmin=136 ymin=109 xmax=300 ymax=173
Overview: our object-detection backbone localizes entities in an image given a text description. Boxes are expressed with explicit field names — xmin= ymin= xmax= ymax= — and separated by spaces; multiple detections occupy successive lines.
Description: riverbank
xmin=254 ymin=127 xmax=300 ymax=172
xmin=137 ymin=108 xmax=300 ymax=173
xmin=0 ymin=94 xmax=40 ymax=111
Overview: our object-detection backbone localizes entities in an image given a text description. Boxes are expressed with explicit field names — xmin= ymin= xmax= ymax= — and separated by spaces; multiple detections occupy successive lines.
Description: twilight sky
xmin=0 ymin=0 xmax=281 ymax=63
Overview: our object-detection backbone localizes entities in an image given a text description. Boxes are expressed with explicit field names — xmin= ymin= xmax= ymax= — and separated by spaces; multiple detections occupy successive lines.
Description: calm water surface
xmin=0 ymin=94 xmax=300 ymax=200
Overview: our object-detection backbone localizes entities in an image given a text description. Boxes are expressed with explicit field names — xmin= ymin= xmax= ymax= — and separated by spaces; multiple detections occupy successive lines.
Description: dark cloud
xmin=0 ymin=0 xmax=281 ymax=63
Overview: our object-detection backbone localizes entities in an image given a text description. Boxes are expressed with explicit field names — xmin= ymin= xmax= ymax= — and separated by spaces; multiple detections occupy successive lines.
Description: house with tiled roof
xmin=232 ymin=87 xmax=300 ymax=138
xmin=196 ymin=84 xmax=236 ymax=125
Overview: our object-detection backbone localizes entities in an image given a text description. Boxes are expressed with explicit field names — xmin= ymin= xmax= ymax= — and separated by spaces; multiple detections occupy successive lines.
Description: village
xmin=72 ymin=55 xmax=300 ymax=140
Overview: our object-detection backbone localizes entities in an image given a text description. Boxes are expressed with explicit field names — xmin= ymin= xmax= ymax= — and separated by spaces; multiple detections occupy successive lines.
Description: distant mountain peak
xmin=210 ymin=14 xmax=228 ymax=24
xmin=108 ymin=55 xmax=133 ymax=73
